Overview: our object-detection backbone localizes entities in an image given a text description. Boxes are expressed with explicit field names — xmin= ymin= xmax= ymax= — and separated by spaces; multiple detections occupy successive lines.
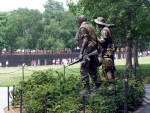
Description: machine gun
xmin=66 ymin=50 xmax=98 ymax=67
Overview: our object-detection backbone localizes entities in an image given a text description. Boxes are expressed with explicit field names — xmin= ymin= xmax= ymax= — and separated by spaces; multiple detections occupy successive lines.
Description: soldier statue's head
xmin=94 ymin=17 xmax=106 ymax=28
xmin=78 ymin=15 xmax=87 ymax=26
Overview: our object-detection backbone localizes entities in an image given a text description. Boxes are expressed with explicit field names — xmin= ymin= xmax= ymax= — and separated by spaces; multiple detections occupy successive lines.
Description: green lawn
xmin=0 ymin=57 xmax=150 ymax=86
xmin=0 ymin=65 xmax=62 ymax=86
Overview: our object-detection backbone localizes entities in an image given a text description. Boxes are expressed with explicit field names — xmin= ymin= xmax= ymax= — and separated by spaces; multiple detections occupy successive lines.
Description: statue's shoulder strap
xmin=102 ymin=27 xmax=112 ymax=38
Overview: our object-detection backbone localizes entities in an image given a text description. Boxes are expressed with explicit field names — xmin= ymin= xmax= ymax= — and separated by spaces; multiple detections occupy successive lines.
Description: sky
xmin=0 ymin=0 xmax=78 ymax=12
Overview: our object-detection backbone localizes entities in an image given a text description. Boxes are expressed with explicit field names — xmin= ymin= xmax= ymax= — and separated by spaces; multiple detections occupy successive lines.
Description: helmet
xmin=78 ymin=15 xmax=87 ymax=25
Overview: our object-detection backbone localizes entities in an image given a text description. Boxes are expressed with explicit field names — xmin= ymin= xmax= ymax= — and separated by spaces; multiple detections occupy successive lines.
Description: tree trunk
xmin=10 ymin=46 xmax=13 ymax=55
xmin=118 ymin=48 xmax=121 ymax=59
xmin=23 ymin=28 xmax=26 ymax=55
xmin=126 ymin=43 xmax=132 ymax=70
xmin=29 ymin=49 xmax=31 ymax=55
xmin=125 ymin=11 xmax=132 ymax=70
xmin=133 ymin=38 xmax=139 ymax=67
xmin=43 ymin=49 xmax=45 ymax=54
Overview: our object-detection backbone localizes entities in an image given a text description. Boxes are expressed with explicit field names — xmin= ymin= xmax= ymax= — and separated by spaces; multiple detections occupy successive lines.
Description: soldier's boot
xmin=80 ymin=84 xmax=90 ymax=95
xmin=90 ymin=72 xmax=101 ymax=94
xmin=90 ymin=83 xmax=101 ymax=94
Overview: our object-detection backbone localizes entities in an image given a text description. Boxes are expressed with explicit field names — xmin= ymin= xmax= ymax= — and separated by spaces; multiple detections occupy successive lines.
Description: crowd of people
xmin=138 ymin=50 xmax=150 ymax=57
xmin=114 ymin=50 xmax=150 ymax=59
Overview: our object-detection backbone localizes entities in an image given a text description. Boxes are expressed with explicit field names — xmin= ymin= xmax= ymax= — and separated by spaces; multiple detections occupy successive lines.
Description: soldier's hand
xmin=78 ymin=53 xmax=83 ymax=60
xmin=83 ymin=55 xmax=90 ymax=61
xmin=81 ymin=55 xmax=90 ymax=66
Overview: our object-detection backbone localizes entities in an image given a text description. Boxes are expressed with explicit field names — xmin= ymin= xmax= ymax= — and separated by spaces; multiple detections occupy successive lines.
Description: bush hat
xmin=94 ymin=17 xmax=106 ymax=26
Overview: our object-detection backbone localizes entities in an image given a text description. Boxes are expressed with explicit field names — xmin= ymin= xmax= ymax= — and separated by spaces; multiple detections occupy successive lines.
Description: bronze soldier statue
xmin=75 ymin=15 xmax=101 ymax=93
xmin=94 ymin=17 xmax=117 ymax=81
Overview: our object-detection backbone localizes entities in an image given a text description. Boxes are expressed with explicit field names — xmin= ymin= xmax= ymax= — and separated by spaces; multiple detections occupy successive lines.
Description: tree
xmin=0 ymin=8 xmax=44 ymax=54
xmin=16 ymin=9 xmax=43 ymax=50
xmin=0 ymin=0 xmax=87 ymax=52
xmin=68 ymin=0 xmax=150 ymax=69
xmin=131 ymin=1 xmax=150 ymax=66
xmin=42 ymin=0 xmax=77 ymax=50
xmin=0 ymin=12 xmax=7 ymax=53
xmin=5 ymin=11 xmax=19 ymax=53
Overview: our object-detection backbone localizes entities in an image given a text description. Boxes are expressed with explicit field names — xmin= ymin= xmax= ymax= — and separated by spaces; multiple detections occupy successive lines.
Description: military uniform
xmin=95 ymin=17 xmax=117 ymax=81
xmin=75 ymin=21 xmax=101 ymax=91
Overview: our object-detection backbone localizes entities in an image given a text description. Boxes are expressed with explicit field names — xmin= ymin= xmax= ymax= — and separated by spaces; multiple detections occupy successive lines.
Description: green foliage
xmin=44 ymin=0 xmax=64 ymax=11
xmin=68 ymin=0 xmax=150 ymax=69
xmin=1 ymin=8 xmax=43 ymax=52
xmin=0 ymin=0 xmax=77 ymax=51
xmin=68 ymin=0 xmax=150 ymax=49
xmin=1 ymin=0 xmax=150 ymax=51
xmin=43 ymin=0 xmax=77 ymax=49
xmin=0 ymin=12 xmax=7 ymax=52
xmin=12 ymin=69 xmax=145 ymax=113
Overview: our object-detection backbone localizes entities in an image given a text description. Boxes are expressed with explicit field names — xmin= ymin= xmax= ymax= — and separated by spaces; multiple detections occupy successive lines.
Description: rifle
xmin=67 ymin=50 xmax=98 ymax=67
xmin=106 ymin=24 xmax=116 ymax=28
xmin=67 ymin=59 xmax=80 ymax=67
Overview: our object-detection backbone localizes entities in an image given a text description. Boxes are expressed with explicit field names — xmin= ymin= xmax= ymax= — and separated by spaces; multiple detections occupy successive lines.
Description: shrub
xmin=12 ymin=69 xmax=145 ymax=113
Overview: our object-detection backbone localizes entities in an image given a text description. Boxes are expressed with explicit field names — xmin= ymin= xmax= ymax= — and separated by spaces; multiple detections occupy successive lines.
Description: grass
xmin=0 ymin=57 xmax=150 ymax=86
xmin=0 ymin=65 xmax=62 ymax=86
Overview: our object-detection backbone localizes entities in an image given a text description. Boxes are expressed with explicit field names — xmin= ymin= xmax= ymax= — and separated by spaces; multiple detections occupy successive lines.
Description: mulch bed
xmin=4 ymin=106 xmax=25 ymax=113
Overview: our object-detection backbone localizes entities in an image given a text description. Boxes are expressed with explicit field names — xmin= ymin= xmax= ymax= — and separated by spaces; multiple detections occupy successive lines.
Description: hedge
xmin=12 ymin=69 xmax=145 ymax=113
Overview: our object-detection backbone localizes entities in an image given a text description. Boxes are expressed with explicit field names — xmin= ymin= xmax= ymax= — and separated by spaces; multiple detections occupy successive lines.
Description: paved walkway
xmin=0 ymin=87 xmax=12 ymax=113
xmin=134 ymin=84 xmax=150 ymax=113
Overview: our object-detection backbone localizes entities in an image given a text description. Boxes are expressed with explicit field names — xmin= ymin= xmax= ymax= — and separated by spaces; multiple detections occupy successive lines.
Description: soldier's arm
xmin=97 ymin=30 xmax=108 ymax=44
xmin=75 ymin=31 xmax=79 ymax=40
xmin=80 ymin=28 xmax=89 ymax=54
